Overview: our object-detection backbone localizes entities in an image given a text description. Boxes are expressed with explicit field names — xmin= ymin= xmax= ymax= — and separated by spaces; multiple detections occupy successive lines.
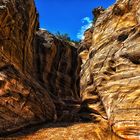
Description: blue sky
xmin=34 ymin=0 xmax=116 ymax=40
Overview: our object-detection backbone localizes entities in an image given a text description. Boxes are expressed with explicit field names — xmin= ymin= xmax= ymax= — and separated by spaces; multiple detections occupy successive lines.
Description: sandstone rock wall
xmin=0 ymin=56 xmax=56 ymax=136
xmin=78 ymin=7 xmax=105 ymax=65
xmin=34 ymin=30 xmax=81 ymax=120
xmin=80 ymin=0 xmax=140 ymax=139
xmin=79 ymin=27 xmax=94 ymax=65
xmin=0 ymin=0 xmax=81 ymax=135
xmin=1 ymin=0 xmax=140 ymax=139
xmin=0 ymin=0 xmax=39 ymax=75
xmin=34 ymin=30 xmax=81 ymax=101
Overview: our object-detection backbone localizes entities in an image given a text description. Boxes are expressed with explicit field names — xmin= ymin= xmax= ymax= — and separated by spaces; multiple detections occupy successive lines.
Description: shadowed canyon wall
xmin=0 ymin=0 xmax=140 ymax=139
xmin=0 ymin=0 xmax=81 ymax=135
xmin=34 ymin=30 xmax=81 ymax=120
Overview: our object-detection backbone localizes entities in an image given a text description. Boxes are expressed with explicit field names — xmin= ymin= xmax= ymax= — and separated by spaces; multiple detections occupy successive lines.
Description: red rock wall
xmin=0 ymin=0 xmax=81 ymax=135
xmin=0 ymin=0 xmax=39 ymax=75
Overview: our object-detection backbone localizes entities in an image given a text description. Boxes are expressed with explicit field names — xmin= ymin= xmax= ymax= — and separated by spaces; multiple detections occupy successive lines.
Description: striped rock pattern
xmin=78 ymin=7 xmax=104 ymax=65
xmin=80 ymin=0 xmax=140 ymax=139
xmin=78 ymin=27 xmax=94 ymax=65
xmin=0 ymin=0 xmax=39 ymax=75
xmin=0 ymin=0 xmax=81 ymax=135
xmin=1 ymin=0 xmax=140 ymax=139
xmin=34 ymin=30 xmax=81 ymax=121
xmin=0 ymin=57 xmax=56 ymax=136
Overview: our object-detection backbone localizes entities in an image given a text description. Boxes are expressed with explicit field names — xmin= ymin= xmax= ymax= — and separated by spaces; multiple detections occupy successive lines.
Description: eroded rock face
xmin=79 ymin=27 xmax=94 ymax=65
xmin=0 ymin=0 xmax=81 ymax=135
xmin=34 ymin=30 xmax=81 ymax=121
xmin=0 ymin=0 xmax=55 ymax=134
xmin=34 ymin=30 xmax=81 ymax=100
xmin=78 ymin=7 xmax=105 ymax=65
xmin=0 ymin=57 xmax=56 ymax=135
xmin=80 ymin=0 xmax=140 ymax=139
xmin=1 ymin=0 xmax=140 ymax=139
xmin=0 ymin=0 xmax=39 ymax=75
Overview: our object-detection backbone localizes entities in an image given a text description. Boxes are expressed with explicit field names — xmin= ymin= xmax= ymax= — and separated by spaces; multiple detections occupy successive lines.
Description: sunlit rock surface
xmin=0 ymin=58 xmax=56 ymax=135
xmin=0 ymin=0 xmax=55 ymax=135
xmin=1 ymin=0 xmax=140 ymax=139
xmin=0 ymin=0 xmax=39 ymax=75
xmin=79 ymin=27 xmax=94 ymax=65
xmin=4 ymin=122 xmax=123 ymax=140
xmin=80 ymin=0 xmax=140 ymax=139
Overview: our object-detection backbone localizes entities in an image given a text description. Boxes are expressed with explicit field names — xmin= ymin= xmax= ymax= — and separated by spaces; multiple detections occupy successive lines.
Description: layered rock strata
xmin=78 ymin=27 xmax=94 ymax=65
xmin=34 ymin=30 xmax=81 ymax=121
xmin=0 ymin=0 xmax=81 ymax=135
xmin=80 ymin=0 xmax=140 ymax=139
xmin=1 ymin=0 xmax=140 ymax=139
xmin=0 ymin=0 xmax=39 ymax=75
xmin=0 ymin=58 xmax=56 ymax=135
xmin=78 ymin=7 xmax=105 ymax=65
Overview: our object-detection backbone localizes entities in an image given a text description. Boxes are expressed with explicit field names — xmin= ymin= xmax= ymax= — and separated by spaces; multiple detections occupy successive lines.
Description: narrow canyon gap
xmin=0 ymin=0 xmax=140 ymax=139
